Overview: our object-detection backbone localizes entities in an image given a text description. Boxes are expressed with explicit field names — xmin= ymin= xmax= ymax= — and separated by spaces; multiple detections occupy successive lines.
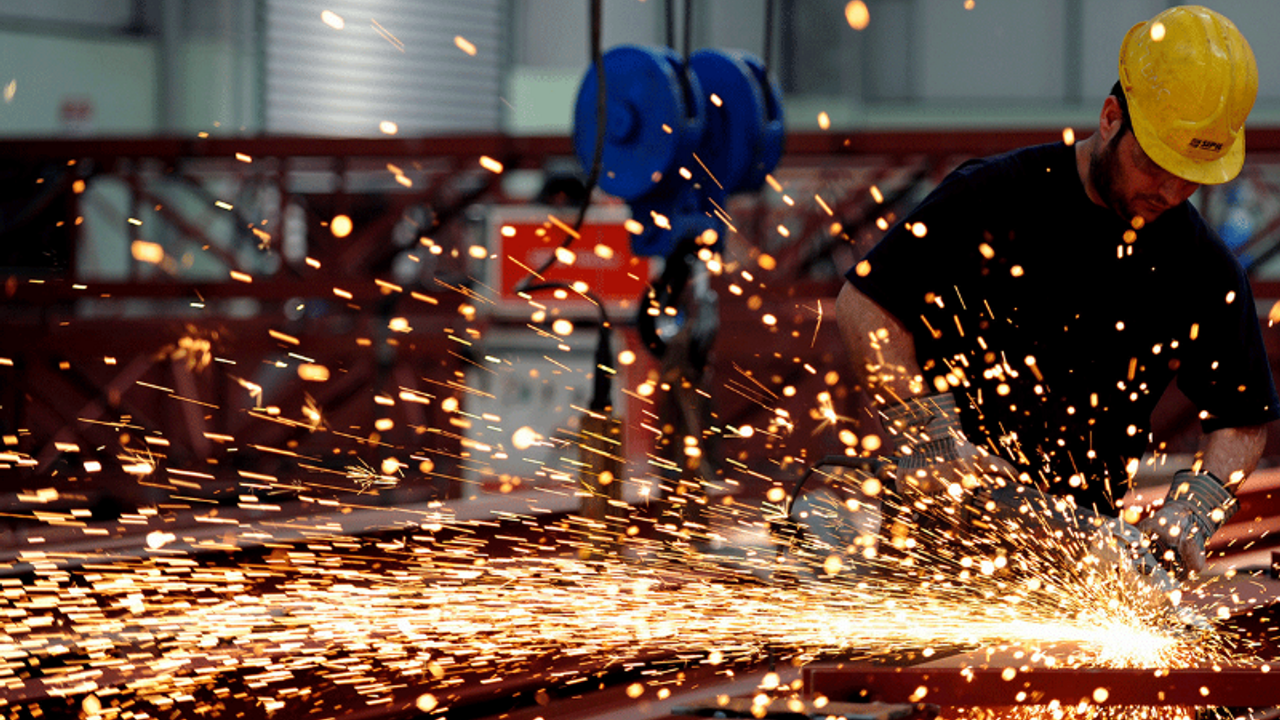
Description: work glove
xmin=1138 ymin=470 xmax=1238 ymax=577
xmin=880 ymin=393 xmax=1018 ymax=498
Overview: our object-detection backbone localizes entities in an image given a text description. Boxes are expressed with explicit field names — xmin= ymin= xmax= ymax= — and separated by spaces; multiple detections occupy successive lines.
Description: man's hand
xmin=1137 ymin=470 xmax=1238 ymax=577
xmin=882 ymin=393 xmax=1019 ymax=498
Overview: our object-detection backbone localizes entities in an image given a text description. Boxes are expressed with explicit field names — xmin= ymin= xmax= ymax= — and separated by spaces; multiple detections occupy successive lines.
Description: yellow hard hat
xmin=1118 ymin=5 xmax=1258 ymax=185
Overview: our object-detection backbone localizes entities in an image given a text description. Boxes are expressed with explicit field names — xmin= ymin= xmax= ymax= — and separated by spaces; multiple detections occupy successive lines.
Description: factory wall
xmin=504 ymin=0 xmax=1280 ymax=133
xmin=0 ymin=28 xmax=158 ymax=135
xmin=3 ymin=0 xmax=1280 ymax=138
xmin=0 ymin=0 xmax=255 ymax=136
xmin=265 ymin=0 xmax=506 ymax=135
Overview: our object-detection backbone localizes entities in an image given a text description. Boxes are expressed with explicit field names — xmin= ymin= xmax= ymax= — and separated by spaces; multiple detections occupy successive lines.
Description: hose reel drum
xmin=573 ymin=45 xmax=785 ymax=258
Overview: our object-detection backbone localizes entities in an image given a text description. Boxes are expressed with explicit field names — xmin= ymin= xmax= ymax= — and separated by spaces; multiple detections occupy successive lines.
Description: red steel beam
xmin=0 ymin=278 xmax=459 ymax=304
xmin=5 ymin=128 xmax=1280 ymax=166
xmin=786 ymin=128 xmax=1280 ymax=157
xmin=804 ymin=664 xmax=1280 ymax=708
xmin=0 ymin=135 xmax=575 ymax=166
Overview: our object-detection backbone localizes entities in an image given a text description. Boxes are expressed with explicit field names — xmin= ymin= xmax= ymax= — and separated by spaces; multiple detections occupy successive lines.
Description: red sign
xmin=492 ymin=210 xmax=651 ymax=313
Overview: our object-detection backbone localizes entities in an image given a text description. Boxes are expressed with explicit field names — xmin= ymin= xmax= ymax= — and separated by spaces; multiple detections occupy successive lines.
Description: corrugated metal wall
xmin=265 ymin=0 xmax=506 ymax=136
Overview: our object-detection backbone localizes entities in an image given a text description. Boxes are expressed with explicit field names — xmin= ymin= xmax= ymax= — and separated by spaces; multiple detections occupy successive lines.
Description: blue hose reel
xmin=573 ymin=45 xmax=785 ymax=258
xmin=687 ymin=49 xmax=785 ymax=195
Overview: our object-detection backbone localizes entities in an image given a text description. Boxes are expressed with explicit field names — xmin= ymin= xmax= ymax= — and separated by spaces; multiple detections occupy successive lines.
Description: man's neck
xmin=1074 ymin=134 xmax=1104 ymax=208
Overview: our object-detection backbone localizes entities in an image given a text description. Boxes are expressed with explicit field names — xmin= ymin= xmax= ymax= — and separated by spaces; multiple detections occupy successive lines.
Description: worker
xmin=835 ymin=5 xmax=1277 ymax=578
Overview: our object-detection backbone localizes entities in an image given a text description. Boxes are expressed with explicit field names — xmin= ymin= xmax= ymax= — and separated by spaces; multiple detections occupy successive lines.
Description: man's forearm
xmin=1197 ymin=424 xmax=1267 ymax=490
xmin=835 ymin=281 xmax=925 ymax=403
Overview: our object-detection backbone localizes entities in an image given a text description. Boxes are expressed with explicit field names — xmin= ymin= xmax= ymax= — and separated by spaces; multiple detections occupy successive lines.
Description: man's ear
xmin=1099 ymin=95 xmax=1124 ymax=143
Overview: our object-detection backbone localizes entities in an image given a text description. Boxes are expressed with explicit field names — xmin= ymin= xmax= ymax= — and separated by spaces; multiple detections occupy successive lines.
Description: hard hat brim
xmin=1129 ymin=109 xmax=1245 ymax=186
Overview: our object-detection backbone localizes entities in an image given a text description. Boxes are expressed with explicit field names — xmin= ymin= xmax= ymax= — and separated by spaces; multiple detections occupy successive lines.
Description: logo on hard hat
xmin=1188 ymin=138 xmax=1224 ymax=153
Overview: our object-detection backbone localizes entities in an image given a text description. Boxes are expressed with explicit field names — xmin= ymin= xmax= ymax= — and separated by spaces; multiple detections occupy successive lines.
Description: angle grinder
xmin=779 ymin=455 xmax=1208 ymax=629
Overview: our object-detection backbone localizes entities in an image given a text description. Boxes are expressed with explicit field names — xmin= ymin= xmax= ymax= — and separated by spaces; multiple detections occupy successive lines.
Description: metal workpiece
xmin=672 ymin=696 xmax=934 ymax=719
xmin=804 ymin=663 xmax=1280 ymax=709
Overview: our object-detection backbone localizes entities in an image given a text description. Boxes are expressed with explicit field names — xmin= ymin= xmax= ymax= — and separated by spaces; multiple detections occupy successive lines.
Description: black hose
xmin=763 ymin=0 xmax=775 ymax=73
xmin=521 ymin=282 xmax=615 ymax=414
xmin=665 ymin=0 xmax=675 ymax=50
xmin=682 ymin=0 xmax=693 ymax=59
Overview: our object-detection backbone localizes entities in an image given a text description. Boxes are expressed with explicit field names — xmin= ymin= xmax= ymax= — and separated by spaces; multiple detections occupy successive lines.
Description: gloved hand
xmin=1137 ymin=470 xmax=1237 ymax=577
xmin=880 ymin=393 xmax=1019 ymax=498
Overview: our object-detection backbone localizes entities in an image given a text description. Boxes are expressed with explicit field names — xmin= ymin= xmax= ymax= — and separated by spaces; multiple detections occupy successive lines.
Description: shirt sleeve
xmin=1176 ymin=253 xmax=1280 ymax=433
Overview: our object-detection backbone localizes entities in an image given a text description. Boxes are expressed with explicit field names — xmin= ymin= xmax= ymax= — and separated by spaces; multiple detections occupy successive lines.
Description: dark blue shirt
xmin=848 ymin=142 xmax=1279 ymax=511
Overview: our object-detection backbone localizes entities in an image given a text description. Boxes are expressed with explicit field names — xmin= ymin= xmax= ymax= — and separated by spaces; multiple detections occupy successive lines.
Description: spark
xmin=131 ymin=240 xmax=164 ymax=264
xmin=804 ymin=299 xmax=824 ymax=347
xmin=331 ymin=214 xmax=353 ymax=238
xmin=320 ymin=10 xmax=344 ymax=29
xmin=371 ymin=18 xmax=405 ymax=52
xmin=119 ymin=443 xmax=159 ymax=477
xmin=297 ymin=363 xmax=330 ymax=382
xmin=268 ymin=328 xmax=300 ymax=346
xmin=693 ymin=152 xmax=723 ymax=191
xmin=0 ymin=504 xmax=1244 ymax=717
xmin=302 ymin=393 xmax=324 ymax=431
xmin=454 ymin=35 xmax=478 ymax=56
xmin=845 ymin=0 xmax=870 ymax=30
xmin=346 ymin=458 xmax=401 ymax=493
xmin=234 ymin=375 xmax=264 ymax=406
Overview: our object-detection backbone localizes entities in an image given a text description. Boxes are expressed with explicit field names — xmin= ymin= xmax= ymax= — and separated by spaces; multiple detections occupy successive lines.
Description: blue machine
xmin=687 ymin=49 xmax=785 ymax=196
xmin=572 ymin=45 xmax=706 ymax=204
xmin=573 ymin=45 xmax=785 ymax=258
